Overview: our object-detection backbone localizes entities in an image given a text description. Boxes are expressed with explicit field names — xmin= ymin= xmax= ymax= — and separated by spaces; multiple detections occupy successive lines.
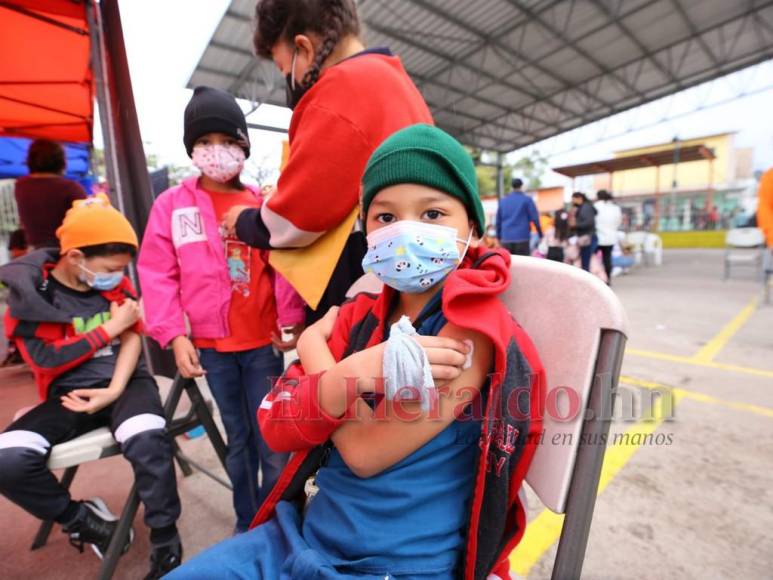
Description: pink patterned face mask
xmin=192 ymin=143 xmax=245 ymax=183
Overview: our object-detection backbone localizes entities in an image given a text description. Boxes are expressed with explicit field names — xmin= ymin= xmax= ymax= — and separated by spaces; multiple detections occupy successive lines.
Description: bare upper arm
xmin=331 ymin=322 xmax=493 ymax=478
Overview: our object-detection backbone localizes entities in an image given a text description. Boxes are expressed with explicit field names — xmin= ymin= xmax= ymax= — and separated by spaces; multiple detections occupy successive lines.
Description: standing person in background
xmin=569 ymin=192 xmax=597 ymax=272
xmin=544 ymin=209 xmax=570 ymax=262
xmin=594 ymin=190 xmax=622 ymax=284
xmin=14 ymin=139 xmax=88 ymax=249
xmin=138 ymin=87 xmax=305 ymax=534
xmin=495 ymin=177 xmax=542 ymax=256
xmin=223 ymin=0 xmax=433 ymax=324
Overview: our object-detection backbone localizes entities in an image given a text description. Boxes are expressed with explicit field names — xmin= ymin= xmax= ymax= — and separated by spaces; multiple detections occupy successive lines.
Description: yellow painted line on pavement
xmin=510 ymin=396 xmax=670 ymax=577
xmin=691 ymin=295 xmax=759 ymax=363
xmin=626 ymin=348 xmax=773 ymax=379
xmin=621 ymin=375 xmax=773 ymax=419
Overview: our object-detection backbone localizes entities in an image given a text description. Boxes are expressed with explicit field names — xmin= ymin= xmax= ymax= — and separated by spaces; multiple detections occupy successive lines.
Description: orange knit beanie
xmin=56 ymin=193 xmax=138 ymax=253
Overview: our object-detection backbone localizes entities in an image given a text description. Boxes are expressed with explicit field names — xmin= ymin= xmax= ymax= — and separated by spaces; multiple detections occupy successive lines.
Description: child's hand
xmin=413 ymin=335 xmax=470 ymax=383
xmin=61 ymin=388 xmax=120 ymax=415
xmin=271 ymin=323 xmax=304 ymax=352
xmin=103 ymin=300 xmax=141 ymax=338
xmin=171 ymin=336 xmax=205 ymax=378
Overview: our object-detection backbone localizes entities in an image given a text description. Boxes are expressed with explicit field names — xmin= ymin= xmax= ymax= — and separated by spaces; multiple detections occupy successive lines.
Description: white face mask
xmin=192 ymin=143 xmax=245 ymax=183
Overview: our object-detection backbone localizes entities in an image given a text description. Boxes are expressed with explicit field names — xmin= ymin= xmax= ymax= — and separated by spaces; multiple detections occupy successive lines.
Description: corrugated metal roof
xmin=189 ymin=0 xmax=773 ymax=152
xmin=553 ymin=144 xmax=715 ymax=177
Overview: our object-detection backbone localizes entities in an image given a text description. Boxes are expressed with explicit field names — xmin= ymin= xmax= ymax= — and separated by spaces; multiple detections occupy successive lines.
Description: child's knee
xmin=114 ymin=414 xmax=167 ymax=446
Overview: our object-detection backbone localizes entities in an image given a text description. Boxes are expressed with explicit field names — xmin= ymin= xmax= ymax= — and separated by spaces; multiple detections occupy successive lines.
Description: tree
xmin=510 ymin=150 xmax=548 ymax=191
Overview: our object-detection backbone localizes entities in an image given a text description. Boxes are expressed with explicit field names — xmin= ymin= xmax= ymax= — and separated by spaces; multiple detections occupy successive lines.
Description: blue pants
xmin=580 ymin=234 xmax=599 ymax=272
xmin=199 ymin=346 xmax=287 ymax=532
xmin=167 ymin=501 xmax=452 ymax=579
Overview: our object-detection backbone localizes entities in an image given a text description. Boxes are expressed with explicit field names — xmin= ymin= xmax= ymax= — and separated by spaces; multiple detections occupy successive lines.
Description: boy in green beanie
xmin=169 ymin=124 xmax=544 ymax=580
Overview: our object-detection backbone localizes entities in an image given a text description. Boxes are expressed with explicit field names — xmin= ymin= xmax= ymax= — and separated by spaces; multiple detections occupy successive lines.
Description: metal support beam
xmin=407 ymin=0 xmax=605 ymax=116
xmin=496 ymin=152 xmax=505 ymax=201
xmin=588 ymin=0 xmax=683 ymax=90
xmin=669 ymin=0 xmax=721 ymax=67
xmin=463 ymin=0 xmax=773 ymax=146
xmin=502 ymin=0 xmax=648 ymax=101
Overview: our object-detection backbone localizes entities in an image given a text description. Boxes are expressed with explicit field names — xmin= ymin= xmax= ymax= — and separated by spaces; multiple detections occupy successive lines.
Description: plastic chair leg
xmin=31 ymin=465 xmax=79 ymax=550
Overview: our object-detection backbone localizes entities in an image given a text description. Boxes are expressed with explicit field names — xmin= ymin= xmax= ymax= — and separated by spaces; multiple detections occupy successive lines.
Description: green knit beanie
xmin=361 ymin=124 xmax=485 ymax=234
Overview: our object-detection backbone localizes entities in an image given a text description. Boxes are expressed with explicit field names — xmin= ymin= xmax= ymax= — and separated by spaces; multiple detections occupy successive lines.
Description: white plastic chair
xmin=643 ymin=233 xmax=663 ymax=266
xmin=503 ymin=256 xmax=627 ymax=579
xmin=724 ymin=227 xmax=765 ymax=280
xmin=623 ymin=231 xmax=647 ymax=265
xmin=14 ymin=374 xmax=228 ymax=580
xmin=346 ymin=255 xmax=628 ymax=578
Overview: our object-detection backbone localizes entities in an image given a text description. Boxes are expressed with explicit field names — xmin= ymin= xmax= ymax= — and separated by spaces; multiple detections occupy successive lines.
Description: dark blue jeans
xmin=580 ymin=234 xmax=599 ymax=272
xmin=199 ymin=346 xmax=287 ymax=532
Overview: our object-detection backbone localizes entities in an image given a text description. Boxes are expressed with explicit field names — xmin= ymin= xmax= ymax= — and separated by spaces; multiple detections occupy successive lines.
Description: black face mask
xmin=285 ymin=50 xmax=311 ymax=110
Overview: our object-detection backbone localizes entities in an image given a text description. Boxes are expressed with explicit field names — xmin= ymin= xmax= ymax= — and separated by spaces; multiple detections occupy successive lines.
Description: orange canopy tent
xmin=0 ymin=1 xmax=93 ymax=143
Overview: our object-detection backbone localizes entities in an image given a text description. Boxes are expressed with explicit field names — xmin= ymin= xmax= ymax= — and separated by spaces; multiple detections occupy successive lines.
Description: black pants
xmin=546 ymin=247 xmax=565 ymax=262
xmin=503 ymin=240 xmax=531 ymax=256
xmin=597 ymin=244 xmax=614 ymax=282
xmin=0 ymin=375 xmax=180 ymax=529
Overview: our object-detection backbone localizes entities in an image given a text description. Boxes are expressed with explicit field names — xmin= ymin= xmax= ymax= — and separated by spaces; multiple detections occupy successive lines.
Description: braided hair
xmin=254 ymin=0 xmax=361 ymax=87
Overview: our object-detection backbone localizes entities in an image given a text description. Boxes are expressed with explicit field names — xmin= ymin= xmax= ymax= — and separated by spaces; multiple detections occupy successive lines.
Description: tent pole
xmin=87 ymin=0 xmax=176 ymax=377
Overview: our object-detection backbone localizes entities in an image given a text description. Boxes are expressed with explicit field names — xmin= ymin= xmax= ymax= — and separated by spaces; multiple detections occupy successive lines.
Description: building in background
xmin=553 ymin=133 xmax=757 ymax=232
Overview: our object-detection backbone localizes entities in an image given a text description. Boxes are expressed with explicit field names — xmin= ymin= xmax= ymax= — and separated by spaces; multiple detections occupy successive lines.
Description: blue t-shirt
xmin=302 ymin=294 xmax=484 ymax=577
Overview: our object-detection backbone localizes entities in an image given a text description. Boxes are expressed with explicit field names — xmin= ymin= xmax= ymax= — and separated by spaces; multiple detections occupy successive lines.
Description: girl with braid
xmin=223 ymin=0 xmax=433 ymax=324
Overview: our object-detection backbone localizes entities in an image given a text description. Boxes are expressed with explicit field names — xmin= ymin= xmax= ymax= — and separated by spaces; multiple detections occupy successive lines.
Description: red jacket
xmin=1 ymin=249 xmax=141 ymax=400
xmin=253 ymin=247 xmax=546 ymax=580
xmin=235 ymin=49 xmax=434 ymax=250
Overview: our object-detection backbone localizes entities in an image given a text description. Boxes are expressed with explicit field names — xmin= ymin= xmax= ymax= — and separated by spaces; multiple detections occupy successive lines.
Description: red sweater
xmin=235 ymin=50 xmax=433 ymax=250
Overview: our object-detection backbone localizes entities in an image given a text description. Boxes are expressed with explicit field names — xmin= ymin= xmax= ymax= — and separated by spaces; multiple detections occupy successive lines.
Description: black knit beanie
xmin=183 ymin=86 xmax=251 ymax=158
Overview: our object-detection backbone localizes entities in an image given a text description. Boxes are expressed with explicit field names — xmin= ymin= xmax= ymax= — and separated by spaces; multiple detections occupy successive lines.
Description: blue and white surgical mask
xmin=79 ymin=263 xmax=123 ymax=291
xmin=362 ymin=221 xmax=472 ymax=294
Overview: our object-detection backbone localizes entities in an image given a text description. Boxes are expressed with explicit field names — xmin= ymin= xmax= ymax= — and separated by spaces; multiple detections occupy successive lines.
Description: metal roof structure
xmin=189 ymin=0 xmax=773 ymax=153
xmin=553 ymin=143 xmax=715 ymax=177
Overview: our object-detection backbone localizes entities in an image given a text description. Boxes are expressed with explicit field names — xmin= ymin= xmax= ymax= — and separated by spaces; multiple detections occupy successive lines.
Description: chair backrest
xmin=644 ymin=233 xmax=662 ymax=251
xmin=346 ymin=258 xmax=629 ymax=514
xmin=500 ymin=256 xmax=628 ymax=513
xmin=345 ymin=272 xmax=383 ymax=298
xmin=624 ymin=231 xmax=647 ymax=247
xmin=726 ymin=227 xmax=765 ymax=248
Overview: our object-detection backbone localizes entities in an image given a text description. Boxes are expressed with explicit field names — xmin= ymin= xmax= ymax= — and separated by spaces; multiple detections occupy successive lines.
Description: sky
xmin=114 ymin=0 xmax=773 ymax=188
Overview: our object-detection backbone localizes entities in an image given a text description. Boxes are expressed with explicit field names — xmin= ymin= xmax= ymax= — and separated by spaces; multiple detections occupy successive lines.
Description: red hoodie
xmin=252 ymin=247 xmax=546 ymax=580
xmin=1 ymin=249 xmax=141 ymax=400
xmin=235 ymin=48 xmax=433 ymax=251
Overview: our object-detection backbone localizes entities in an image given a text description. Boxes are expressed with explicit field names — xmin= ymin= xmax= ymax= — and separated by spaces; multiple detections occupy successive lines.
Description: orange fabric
xmin=0 ymin=2 xmax=93 ymax=142
xmin=56 ymin=193 xmax=138 ymax=252
xmin=540 ymin=213 xmax=553 ymax=233
xmin=193 ymin=190 xmax=278 ymax=352
xmin=757 ymin=168 xmax=773 ymax=246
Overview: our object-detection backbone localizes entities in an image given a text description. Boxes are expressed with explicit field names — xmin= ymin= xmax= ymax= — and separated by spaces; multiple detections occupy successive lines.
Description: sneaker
xmin=144 ymin=537 xmax=183 ymax=579
xmin=63 ymin=497 xmax=134 ymax=559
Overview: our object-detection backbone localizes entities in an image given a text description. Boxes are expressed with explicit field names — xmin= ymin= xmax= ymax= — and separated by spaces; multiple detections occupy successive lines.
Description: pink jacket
xmin=138 ymin=177 xmax=305 ymax=349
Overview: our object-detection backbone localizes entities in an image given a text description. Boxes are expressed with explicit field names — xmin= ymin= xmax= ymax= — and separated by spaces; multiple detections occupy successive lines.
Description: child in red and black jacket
xmin=0 ymin=195 xmax=182 ymax=579
xmin=170 ymin=126 xmax=545 ymax=580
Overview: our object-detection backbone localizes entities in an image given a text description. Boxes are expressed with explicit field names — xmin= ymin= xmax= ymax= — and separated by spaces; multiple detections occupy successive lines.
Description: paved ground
xmin=0 ymin=249 xmax=771 ymax=579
